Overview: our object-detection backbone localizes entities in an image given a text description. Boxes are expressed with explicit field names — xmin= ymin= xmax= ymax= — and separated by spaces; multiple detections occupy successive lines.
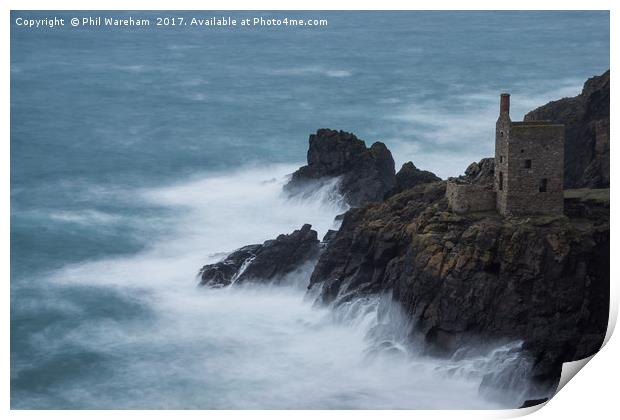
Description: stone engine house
xmin=447 ymin=93 xmax=565 ymax=216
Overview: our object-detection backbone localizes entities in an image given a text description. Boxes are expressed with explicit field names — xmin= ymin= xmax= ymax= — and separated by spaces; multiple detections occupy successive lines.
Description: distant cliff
xmin=525 ymin=70 xmax=609 ymax=188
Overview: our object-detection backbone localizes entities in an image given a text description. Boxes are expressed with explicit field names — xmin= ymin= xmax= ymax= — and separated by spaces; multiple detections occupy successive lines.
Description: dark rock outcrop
xmin=520 ymin=398 xmax=548 ymax=408
xmin=199 ymin=224 xmax=320 ymax=287
xmin=524 ymin=70 xmax=609 ymax=188
xmin=387 ymin=161 xmax=441 ymax=197
xmin=199 ymin=244 xmax=262 ymax=288
xmin=463 ymin=157 xmax=495 ymax=185
xmin=309 ymin=181 xmax=609 ymax=393
xmin=321 ymin=229 xmax=339 ymax=245
xmin=284 ymin=129 xmax=396 ymax=207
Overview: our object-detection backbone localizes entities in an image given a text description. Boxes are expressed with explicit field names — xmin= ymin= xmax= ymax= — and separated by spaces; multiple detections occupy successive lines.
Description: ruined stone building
xmin=447 ymin=93 xmax=565 ymax=216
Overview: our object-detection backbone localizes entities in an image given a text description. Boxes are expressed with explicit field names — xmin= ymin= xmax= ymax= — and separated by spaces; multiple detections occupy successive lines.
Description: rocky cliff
xmin=525 ymin=70 xmax=609 ymax=188
xmin=387 ymin=161 xmax=442 ymax=197
xmin=463 ymin=157 xmax=495 ymax=185
xmin=308 ymin=181 xmax=609 ymax=391
xmin=199 ymin=73 xmax=610 ymax=402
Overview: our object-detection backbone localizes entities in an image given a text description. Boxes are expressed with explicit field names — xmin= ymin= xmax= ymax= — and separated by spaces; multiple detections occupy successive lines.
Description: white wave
xmin=114 ymin=64 xmax=147 ymax=73
xmin=265 ymin=65 xmax=352 ymax=78
xmin=32 ymin=284 xmax=507 ymax=408
xmin=48 ymin=209 xmax=125 ymax=226
xmin=325 ymin=69 xmax=353 ymax=78
xmin=33 ymin=165 xmax=518 ymax=409
xmin=187 ymin=92 xmax=208 ymax=101
xmin=48 ymin=165 xmax=343 ymax=289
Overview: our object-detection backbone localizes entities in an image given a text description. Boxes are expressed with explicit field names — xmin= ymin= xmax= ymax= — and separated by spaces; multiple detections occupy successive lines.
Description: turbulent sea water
xmin=11 ymin=11 xmax=609 ymax=409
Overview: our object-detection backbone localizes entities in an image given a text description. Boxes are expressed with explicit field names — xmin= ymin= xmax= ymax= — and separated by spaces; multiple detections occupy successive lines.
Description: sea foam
xmin=25 ymin=166 xmax=518 ymax=409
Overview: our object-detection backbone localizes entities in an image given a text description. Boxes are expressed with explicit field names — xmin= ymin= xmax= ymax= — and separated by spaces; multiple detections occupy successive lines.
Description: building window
xmin=539 ymin=178 xmax=548 ymax=192
xmin=524 ymin=159 xmax=532 ymax=169
xmin=520 ymin=149 xmax=525 ymax=153
xmin=500 ymin=131 xmax=504 ymax=137
xmin=499 ymin=171 xmax=504 ymax=191
xmin=500 ymin=156 xmax=504 ymax=163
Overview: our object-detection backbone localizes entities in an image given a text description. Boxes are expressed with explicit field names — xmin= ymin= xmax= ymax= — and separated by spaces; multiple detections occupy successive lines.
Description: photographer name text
xmin=14 ymin=16 xmax=328 ymax=29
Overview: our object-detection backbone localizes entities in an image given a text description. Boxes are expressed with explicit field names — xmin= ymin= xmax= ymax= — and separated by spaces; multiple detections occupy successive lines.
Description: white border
xmin=2 ymin=1 xmax=616 ymax=420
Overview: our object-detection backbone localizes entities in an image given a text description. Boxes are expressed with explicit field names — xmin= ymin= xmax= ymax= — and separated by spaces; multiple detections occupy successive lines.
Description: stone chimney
xmin=500 ymin=93 xmax=510 ymax=115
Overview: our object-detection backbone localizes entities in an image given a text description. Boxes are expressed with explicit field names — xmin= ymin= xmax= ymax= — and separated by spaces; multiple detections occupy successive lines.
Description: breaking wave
xmin=13 ymin=166 xmax=533 ymax=409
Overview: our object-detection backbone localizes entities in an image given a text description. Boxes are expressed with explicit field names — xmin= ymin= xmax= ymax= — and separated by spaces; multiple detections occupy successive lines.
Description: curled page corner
xmin=602 ymin=307 xmax=617 ymax=347
xmin=515 ymin=399 xmax=549 ymax=416
xmin=555 ymin=354 xmax=595 ymax=395
xmin=552 ymin=309 xmax=615 ymax=397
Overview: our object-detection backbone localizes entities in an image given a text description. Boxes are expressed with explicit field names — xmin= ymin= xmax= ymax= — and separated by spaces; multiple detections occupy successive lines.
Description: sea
xmin=10 ymin=11 xmax=609 ymax=409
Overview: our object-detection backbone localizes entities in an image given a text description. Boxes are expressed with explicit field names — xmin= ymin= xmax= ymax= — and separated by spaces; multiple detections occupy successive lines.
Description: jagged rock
xmin=463 ymin=157 xmax=495 ymax=185
xmin=386 ymin=161 xmax=441 ymax=197
xmin=322 ymin=229 xmax=338 ymax=244
xmin=284 ymin=129 xmax=396 ymax=207
xmin=524 ymin=70 xmax=609 ymax=188
xmin=199 ymin=224 xmax=320 ymax=287
xmin=199 ymin=244 xmax=262 ymax=288
xmin=319 ymin=230 xmax=339 ymax=251
xmin=308 ymin=181 xmax=609 ymax=394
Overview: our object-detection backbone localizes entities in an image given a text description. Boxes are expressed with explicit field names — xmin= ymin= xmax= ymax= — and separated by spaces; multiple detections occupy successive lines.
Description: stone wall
xmin=501 ymin=122 xmax=565 ymax=216
xmin=446 ymin=180 xmax=496 ymax=214
xmin=495 ymin=114 xmax=511 ymax=214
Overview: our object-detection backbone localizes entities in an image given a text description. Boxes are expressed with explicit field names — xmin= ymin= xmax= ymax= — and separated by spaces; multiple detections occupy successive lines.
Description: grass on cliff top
xmin=564 ymin=188 xmax=610 ymax=203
